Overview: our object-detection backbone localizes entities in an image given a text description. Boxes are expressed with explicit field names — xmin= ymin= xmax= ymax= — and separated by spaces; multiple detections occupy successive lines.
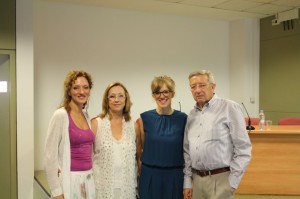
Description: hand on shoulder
xmin=91 ymin=116 xmax=99 ymax=135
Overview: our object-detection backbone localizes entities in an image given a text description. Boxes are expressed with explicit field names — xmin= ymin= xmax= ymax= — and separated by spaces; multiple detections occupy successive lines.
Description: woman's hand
xmin=53 ymin=194 xmax=64 ymax=199
xmin=57 ymin=168 xmax=61 ymax=177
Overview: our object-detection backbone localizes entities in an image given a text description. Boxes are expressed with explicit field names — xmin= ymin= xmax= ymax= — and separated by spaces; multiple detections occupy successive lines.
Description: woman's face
xmin=152 ymin=84 xmax=174 ymax=109
xmin=107 ymin=86 xmax=126 ymax=113
xmin=69 ymin=76 xmax=90 ymax=107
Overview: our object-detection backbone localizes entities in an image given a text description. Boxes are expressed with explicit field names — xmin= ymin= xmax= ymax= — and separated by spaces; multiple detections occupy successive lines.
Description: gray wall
xmin=260 ymin=14 xmax=300 ymax=124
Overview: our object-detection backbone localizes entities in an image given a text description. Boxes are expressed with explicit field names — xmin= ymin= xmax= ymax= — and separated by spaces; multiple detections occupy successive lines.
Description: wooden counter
xmin=34 ymin=170 xmax=50 ymax=197
xmin=236 ymin=125 xmax=300 ymax=195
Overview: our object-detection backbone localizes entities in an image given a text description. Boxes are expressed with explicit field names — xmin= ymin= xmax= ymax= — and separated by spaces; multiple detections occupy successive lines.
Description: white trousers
xmin=70 ymin=169 xmax=96 ymax=199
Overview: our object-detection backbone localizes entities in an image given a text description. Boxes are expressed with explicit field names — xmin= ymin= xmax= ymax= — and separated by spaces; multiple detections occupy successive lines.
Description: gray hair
xmin=188 ymin=70 xmax=215 ymax=84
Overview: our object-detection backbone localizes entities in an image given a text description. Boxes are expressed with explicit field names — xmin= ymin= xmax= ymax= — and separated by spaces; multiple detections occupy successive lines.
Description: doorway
xmin=0 ymin=50 xmax=17 ymax=199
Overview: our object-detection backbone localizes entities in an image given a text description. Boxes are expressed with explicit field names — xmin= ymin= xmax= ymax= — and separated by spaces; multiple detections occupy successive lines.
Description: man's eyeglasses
xmin=153 ymin=90 xmax=172 ymax=98
xmin=107 ymin=94 xmax=126 ymax=101
xmin=190 ymin=84 xmax=208 ymax=91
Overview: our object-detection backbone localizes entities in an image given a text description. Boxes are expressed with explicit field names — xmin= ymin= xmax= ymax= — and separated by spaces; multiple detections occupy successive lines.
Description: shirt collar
xmin=194 ymin=93 xmax=218 ymax=111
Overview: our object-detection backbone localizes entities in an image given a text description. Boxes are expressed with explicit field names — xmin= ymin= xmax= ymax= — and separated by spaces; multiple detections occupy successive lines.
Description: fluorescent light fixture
xmin=0 ymin=81 xmax=8 ymax=93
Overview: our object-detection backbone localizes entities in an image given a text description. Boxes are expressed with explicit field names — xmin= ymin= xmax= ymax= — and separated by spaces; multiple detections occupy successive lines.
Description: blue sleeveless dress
xmin=139 ymin=109 xmax=187 ymax=199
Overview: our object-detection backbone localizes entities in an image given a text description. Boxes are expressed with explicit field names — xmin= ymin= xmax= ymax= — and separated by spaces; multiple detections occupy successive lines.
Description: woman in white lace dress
xmin=91 ymin=82 xmax=141 ymax=199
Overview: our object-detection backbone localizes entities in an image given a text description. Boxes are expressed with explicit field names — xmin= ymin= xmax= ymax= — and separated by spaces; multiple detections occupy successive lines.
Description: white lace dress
xmin=93 ymin=117 xmax=137 ymax=199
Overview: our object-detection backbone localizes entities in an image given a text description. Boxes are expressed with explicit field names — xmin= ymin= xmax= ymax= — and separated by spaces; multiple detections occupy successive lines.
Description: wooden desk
xmin=236 ymin=125 xmax=300 ymax=195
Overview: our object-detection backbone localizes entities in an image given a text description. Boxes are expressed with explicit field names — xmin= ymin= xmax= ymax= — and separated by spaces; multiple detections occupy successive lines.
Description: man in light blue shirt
xmin=183 ymin=70 xmax=252 ymax=199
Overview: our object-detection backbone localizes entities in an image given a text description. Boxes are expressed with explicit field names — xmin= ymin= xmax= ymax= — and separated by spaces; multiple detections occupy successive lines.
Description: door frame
xmin=0 ymin=49 xmax=17 ymax=199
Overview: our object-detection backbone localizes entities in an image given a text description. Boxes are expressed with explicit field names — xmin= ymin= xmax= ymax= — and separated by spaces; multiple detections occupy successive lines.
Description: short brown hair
xmin=151 ymin=75 xmax=175 ymax=94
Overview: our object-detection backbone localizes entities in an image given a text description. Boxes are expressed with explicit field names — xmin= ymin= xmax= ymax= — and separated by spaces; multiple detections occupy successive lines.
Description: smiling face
xmin=152 ymin=83 xmax=174 ymax=109
xmin=189 ymin=74 xmax=215 ymax=108
xmin=69 ymin=76 xmax=90 ymax=107
xmin=107 ymin=85 xmax=126 ymax=113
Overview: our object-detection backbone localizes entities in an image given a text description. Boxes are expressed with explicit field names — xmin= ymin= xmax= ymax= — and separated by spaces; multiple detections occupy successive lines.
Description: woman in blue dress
xmin=137 ymin=75 xmax=187 ymax=199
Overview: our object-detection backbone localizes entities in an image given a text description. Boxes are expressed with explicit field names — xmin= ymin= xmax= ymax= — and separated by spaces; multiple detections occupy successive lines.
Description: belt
xmin=192 ymin=167 xmax=230 ymax=177
xmin=142 ymin=163 xmax=183 ymax=170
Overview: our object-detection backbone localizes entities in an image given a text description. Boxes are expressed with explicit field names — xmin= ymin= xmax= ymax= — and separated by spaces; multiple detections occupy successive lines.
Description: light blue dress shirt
xmin=183 ymin=94 xmax=252 ymax=189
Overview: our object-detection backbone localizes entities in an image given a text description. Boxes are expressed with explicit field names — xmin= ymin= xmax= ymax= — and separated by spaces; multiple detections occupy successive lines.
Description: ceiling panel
xmin=47 ymin=0 xmax=300 ymax=21
xmin=214 ymin=0 xmax=262 ymax=11
xmin=273 ymin=0 xmax=300 ymax=6
xmin=246 ymin=3 xmax=293 ymax=14
xmin=246 ymin=0 xmax=275 ymax=3
xmin=179 ymin=0 xmax=229 ymax=7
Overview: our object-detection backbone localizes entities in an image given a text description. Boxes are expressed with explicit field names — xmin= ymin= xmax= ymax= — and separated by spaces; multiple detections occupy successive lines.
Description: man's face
xmin=189 ymin=74 xmax=216 ymax=108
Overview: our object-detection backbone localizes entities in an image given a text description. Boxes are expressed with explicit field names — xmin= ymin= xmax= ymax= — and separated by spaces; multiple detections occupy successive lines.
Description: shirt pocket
xmin=211 ymin=123 xmax=228 ymax=141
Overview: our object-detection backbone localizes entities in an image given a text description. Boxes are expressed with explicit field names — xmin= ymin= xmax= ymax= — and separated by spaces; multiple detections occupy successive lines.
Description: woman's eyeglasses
xmin=153 ymin=90 xmax=172 ymax=98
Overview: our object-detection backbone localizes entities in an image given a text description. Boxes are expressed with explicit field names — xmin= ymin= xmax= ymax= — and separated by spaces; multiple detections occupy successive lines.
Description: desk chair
xmin=278 ymin=117 xmax=300 ymax=125
xmin=245 ymin=118 xmax=259 ymax=125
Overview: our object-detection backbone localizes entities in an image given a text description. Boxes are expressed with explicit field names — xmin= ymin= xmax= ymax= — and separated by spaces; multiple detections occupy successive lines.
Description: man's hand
xmin=183 ymin=188 xmax=192 ymax=199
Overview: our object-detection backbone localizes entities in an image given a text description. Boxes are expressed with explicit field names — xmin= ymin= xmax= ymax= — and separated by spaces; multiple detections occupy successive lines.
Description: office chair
xmin=278 ymin=117 xmax=300 ymax=125
xmin=245 ymin=118 xmax=259 ymax=125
